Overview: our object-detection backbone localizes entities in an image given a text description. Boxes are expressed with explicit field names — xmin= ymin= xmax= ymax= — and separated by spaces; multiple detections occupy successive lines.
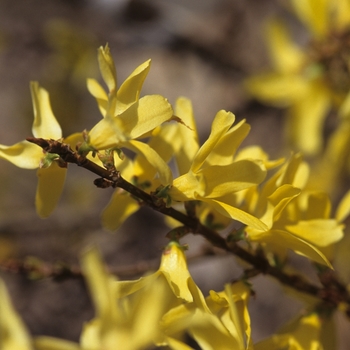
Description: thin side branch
xmin=26 ymin=137 xmax=350 ymax=310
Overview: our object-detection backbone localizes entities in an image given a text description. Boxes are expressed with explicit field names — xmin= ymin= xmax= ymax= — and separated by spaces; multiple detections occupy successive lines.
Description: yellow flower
xmin=101 ymin=123 xmax=179 ymax=230
xmin=245 ymin=0 xmax=350 ymax=154
xmin=245 ymin=153 xmax=343 ymax=267
xmin=0 ymin=82 xmax=81 ymax=217
xmin=307 ymin=90 xmax=350 ymax=195
xmin=119 ymin=241 xmax=252 ymax=350
xmin=255 ymin=312 xmax=327 ymax=350
xmin=0 ymin=278 xmax=33 ymax=350
xmin=78 ymin=247 xmax=171 ymax=350
xmin=85 ymin=44 xmax=174 ymax=188
xmin=166 ymin=98 xmax=268 ymax=230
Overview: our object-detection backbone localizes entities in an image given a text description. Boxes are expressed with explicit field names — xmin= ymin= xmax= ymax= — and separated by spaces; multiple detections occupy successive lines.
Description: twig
xmin=25 ymin=137 xmax=350 ymax=310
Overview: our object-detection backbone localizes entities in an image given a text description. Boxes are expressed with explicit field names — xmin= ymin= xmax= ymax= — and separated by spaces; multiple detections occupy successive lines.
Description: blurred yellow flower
xmin=255 ymin=312 xmax=327 ymax=350
xmin=0 ymin=278 xmax=33 ymax=350
xmin=245 ymin=0 xmax=350 ymax=154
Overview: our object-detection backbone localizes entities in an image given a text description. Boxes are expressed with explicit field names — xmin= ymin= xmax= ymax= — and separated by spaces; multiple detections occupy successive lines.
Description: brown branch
xmin=26 ymin=137 xmax=350 ymax=310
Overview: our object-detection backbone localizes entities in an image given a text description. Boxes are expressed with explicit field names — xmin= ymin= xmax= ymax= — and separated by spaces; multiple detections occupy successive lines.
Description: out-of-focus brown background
xmin=0 ymin=0 xmax=349 ymax=347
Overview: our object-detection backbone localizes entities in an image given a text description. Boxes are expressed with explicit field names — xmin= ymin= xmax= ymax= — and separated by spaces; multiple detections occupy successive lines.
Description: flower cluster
xmin=0 ymin=33 xmax=350 ymax=349
xmin=245 ymin=0 xmax=350 ymax=156
xmin=0 ymin=241 xmax=329 ymax=350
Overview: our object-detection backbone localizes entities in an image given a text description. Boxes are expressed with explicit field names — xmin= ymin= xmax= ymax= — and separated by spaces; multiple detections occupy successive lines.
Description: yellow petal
xmin=334 ymin=0 xmax=350 ymax=30
xmin=208 ymin=198 xmax=268 ymax=230
xmin=116 ymin=59 xmax=151 ymax=114
xmin=36 ymin=162 xmax=67 ymax=218
xmin=224 ymin=284 xmax=245 ymax=347
xmin=63 ymin=132 xmax=85 ymax=151
xmin=245 ymin=73 xmax=309 ymax=107
xmin=291 ymin=0 xmax=329 ymax=38
xmin=171 ymin=171 xmax=205 ymax=200
xmin=162 ymin=336 xmax=194 ymax=350
xmin=266 ymin=19 xmax=305 ymax=73
xmin=126 ymin=139 xmax=173 ymax=185
xmin=88 ymin=109 xmax=129 ymax=150
xmin=98 ymin=44 xmax=117 ymax=93
xmin=286 ymin=82 xmax=330 ymax=154
xmin=34 ymin=337 xmax=80 ymax=350
xmin=116 ymin=273 xmax=160 ymax=298
xmin=235 ymin=145 xmax=285 ymax=170
xmin=286 ymin=219 xmax=344 ymax=247
xmin=121 ymin=95 xmax=173 ymax=139
xmin=203 ymin=160 xmax=266 ymax=198
xmin=87 ymin=78 xmax=108 ymax=116
xmin=159 ymin=241 xmax=194 ymax=303
xmin=267 ymin=184 xmax=301 ymax=221
xmin=30 ymin=81 xmax=62 ymax=139
xmin=302 ymin=192 xmax=331 ymax=220
xmin=336 ymin=189 xmax=350 ymax=222
xmin=80 ymin=247 xmax=119 ymax=322
xmin=191 ymin=110 xmax=235 ymax=173
xmin=0 ymin=278 xmax=32 ymax=350
xmin=205 ymin=119 xmax=250 ymax=167
xmin=0 ymin=141 xmax=43 ymax=169
xmin=102 ymin=191 xmax=140 ymax=231
xmin=189 ymin=309 xmax=240 ymax=350
xmin=174 ymin=97 xmax=199 ymax=175
xmin=252 ymin=229 xmax=332 ymax=267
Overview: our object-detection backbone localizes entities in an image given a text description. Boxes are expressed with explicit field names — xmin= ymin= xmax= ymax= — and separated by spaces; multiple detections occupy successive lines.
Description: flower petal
xmin=205 ymin=119 xmax=250 ymax=166
xmin=203 ymin=160 xmax=266 ymax=198
xmin=35 ymin=162 xmax=67 ymax=218
xmin=121 ymin=95 xmax=173 ymax=139
xmin=116 ymin=59 xmax=151 ymax=114
xmin=208 ymin=198 xmax=268 ymax=230
xmin=98 ymin=44 xmax=117 ymax=93
xmin=34 ymin=337 xmax=80 ymax=350
xmin=30 ymin=81 xmax=62 ymax=139
xmin=126 ymin=140 xmax=173 ymax=185
xmin=191 ymin=110 xmax=235 ymax=172
xmin=266 ymin=19 xmax=305 ymax=73
xmin=291 ymin=0 xmax=329 ymax=38
xmin=80 ymin=247 xmax=119 ymax=322
xmin=88 ymin=108 xmax=130 ymax=150
xmin=159 ymin=241 xmax=194 ymax=303
xmin=252 ymin=229 xmax=332 ymax=267
xmin=286 ymin=219 xmax=344 ymax=247
xmin=245 ymin=73 xmax=309 ymax=107
xmin=87 ymin=78 xmax=108 ymax=116
xmin=0 ymin=141 xmax=43 ymax=169
xmin=174 ymin=97 xmax=199 ymax=175
xmin=102 ymin=191 xmax=140 ymax=231
xmin=0 ymin=278 xmax=32 ymax=350
xmin=336 ymin=189 xmax=350 ymax=222
xmin=286 ymin=81 xmax=330 ymax=154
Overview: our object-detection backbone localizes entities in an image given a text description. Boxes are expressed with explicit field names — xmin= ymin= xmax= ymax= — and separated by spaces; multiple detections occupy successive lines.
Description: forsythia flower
xmin=112 ymin=241 xmax=253 ymax=349
xmin=245 ymin=153 xmax=344 ymax=266
xmin=245 ymin=0 xmax=350 ymax=154
xmin=0 ymin=278 xmax=33 ymax=350
xmin=165 ymin=98 xmax=268 ymax=230
xmin=101 ymin=123 xmax=179 ymax=230
xmin=85 ymin=44 xmax=173 ymax=186
xmin=307 ymin=90 xmax=350 ymax=195
xmin=0 ymin=82 xmax=81 ymax=217
xmin=255 ymin=312 xmax=328 ymax=350
xmin=32 ymin=241 xmax=253 ymax=350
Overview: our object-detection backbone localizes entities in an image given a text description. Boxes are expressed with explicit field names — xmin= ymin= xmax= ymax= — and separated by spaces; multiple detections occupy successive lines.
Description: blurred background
xmin=0 ymin=0 xmax=348 ymax=347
